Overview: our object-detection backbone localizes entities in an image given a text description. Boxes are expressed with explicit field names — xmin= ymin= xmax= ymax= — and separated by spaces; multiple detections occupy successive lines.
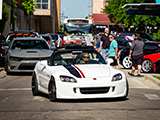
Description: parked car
xmin=4 ymin=30 xmax=39 ymax=46
xmin=39 ymin=34 xmax=53 ymax=44
xmin=115 ymin=36 xmax=131 ymax=50
xmin=48 ymin=33 xmax=62 ymax=48
xmin=32 ymin=48 xmax=128 ymax=101
xmin=142 ymin=53 xmax=160 ymax=73
xmin=119 ymin=31 xmax=134 ymax=41
xmin=118 ymin=41 xmax=160 ymax=69
xmin=4 ymin=37 xmax=53 ymax=74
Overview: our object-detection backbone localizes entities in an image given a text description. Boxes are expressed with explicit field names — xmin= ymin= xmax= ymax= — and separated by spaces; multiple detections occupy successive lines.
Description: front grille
xmin=80 ymin=87 xmax=110 ymax=94
xmin=18 ymin=63 xmax=36 ymax=70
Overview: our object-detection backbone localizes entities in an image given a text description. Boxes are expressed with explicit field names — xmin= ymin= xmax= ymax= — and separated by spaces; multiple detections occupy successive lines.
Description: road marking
xmin=33 ymin=96 xmax=45 ymax=101
xmin=144 ymin=94 xmax=160 ymax=100
xmin=0 ymin=88 xmax=31 ymax=91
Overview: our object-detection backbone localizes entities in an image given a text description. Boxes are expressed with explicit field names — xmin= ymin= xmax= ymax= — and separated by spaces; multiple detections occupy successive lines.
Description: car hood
xmin=62 ymin=64 xmax=112 ymax=78
xmin=9 ymin=49 xmax=53 ymax=57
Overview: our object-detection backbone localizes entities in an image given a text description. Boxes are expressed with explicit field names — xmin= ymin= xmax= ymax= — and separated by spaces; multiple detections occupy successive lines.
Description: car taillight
xmin=118 ymin=50 xmax=123 ymax=57
xmin=1 ymin=50 xmax=5 ymax=53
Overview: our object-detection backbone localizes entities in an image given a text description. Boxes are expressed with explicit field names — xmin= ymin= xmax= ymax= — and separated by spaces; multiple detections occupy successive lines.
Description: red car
xmin=142 ymin=53 xmax=160 ymax=73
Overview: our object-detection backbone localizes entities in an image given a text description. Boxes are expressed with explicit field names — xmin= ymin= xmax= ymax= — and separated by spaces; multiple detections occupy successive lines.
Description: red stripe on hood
xmin=72 ymin=65 xmax=85 ymax=78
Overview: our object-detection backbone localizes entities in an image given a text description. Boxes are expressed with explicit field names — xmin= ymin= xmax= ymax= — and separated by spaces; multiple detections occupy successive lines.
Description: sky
xmin=61 ymin=0 xmax=90 ymax=19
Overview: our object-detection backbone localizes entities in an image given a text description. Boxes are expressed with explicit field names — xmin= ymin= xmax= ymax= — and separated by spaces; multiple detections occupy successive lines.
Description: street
xmin=0 ymin=66 xmax=160 ymax=120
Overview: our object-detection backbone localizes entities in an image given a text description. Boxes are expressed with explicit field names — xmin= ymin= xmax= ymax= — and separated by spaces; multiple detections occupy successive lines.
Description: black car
xmin=115 ymin=36 xmax=131 ymax=50
xmin=119 ymin=41 xmax=160 ymax=69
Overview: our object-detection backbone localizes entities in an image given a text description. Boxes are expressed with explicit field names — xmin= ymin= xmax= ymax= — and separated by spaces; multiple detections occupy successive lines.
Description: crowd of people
xmin=93 ymin=28 xmax=144 ymax=76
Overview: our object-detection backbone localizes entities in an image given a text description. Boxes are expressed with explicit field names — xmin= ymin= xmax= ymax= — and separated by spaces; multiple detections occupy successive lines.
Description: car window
xmin=53 ymin=51 xmax=106 ymax=66
xmin=51 ymin=35 xmax=58 ymax=40
xmin=11 ymin=40 xmax=49 ymax=50
xmin=6 ymin=33 xmax=38 ymax=43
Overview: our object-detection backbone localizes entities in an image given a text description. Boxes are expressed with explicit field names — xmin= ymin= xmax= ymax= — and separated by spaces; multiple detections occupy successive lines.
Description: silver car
xmin=5 ymin=37 xmax=53 ymax=74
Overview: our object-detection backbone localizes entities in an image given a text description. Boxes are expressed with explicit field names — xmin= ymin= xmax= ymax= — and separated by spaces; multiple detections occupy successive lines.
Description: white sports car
xmin=32 ymin=48 xmax=128 ymax=101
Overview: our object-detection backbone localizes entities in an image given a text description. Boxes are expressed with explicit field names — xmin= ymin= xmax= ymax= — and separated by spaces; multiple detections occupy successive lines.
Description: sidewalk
xmin=120 ymin=67 xmax=160 ymax=89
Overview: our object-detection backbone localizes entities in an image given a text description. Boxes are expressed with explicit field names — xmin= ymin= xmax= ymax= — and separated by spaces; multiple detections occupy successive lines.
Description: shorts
xmin=109 ymin=56 xmax=118 ymax=66
xmin=96 ymin=43 xmax=100 ymax=48
xmin=131 ymin=55 xmax=143 ymax=67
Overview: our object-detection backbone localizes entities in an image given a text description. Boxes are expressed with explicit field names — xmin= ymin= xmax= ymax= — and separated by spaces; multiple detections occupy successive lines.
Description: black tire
xmin=48 ymin=77 xmax=57 ymax=102
xmin=142 ymin=59 xmax=154 ymax=73
xmin=32 ymin=72 xmax=40 ymax=96
xmin=5 ymin=63 xmax=11 ymax=75
xmin=122 ymin=56 xmax=132 ymax=69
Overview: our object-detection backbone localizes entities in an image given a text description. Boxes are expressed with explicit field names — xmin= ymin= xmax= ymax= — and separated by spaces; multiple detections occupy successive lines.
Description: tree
xmin=104 ymin=0 xmax=159 ymax=32
xmin=0 ymin=2 xmax=9 ymax=33
xmin=22 ymin=0 xmax=36 ymax=17
xmin=22 ymin=0 xmax=36 ymax=29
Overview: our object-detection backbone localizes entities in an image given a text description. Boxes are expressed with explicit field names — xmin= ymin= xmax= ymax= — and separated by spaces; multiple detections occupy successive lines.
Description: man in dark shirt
xmin=128 ymin=33 xmax=144 ymax=77
xmin=99 ymin=28 xmax=111 ymax=61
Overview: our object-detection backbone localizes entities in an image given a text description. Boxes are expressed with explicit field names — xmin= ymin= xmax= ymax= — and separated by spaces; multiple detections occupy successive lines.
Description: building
xmin=92 ymin=0 xmax=125 ymax=33
xmin=3 ymin=0 xmax=29 ymax=37
xmin=33 ymin=0 xmax=61 ymax=34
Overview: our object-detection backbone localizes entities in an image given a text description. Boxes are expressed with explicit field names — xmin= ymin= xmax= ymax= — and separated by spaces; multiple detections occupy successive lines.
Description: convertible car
xmin=32 ymin=48 xmax=128 ymax=101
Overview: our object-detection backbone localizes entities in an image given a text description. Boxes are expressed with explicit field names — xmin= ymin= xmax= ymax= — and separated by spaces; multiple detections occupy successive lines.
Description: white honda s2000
xmin=32 ymin=48 xmax=128 ymax=101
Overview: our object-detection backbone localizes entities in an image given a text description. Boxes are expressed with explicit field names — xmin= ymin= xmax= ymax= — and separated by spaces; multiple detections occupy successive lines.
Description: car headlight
xmin=9 ymin=56 xmax=21 ymax=61
xmin=60 ymin=75 xmax=77 ymax=83
xmin=112 ymin=73 xmax=122 ymax=81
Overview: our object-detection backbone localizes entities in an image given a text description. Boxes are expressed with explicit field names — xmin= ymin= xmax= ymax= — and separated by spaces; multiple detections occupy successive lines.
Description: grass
xmin=153 ymin=75 xmax=160 ymax=80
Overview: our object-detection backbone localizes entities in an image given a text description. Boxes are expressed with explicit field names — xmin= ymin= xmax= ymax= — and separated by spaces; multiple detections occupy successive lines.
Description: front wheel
xmin=122 ymin=56 xmax=132 ymax=69
xmin=48 ymin=77 xmax=57 ymax=102
xmin=142 ymin=59 xmax=154 ymax=73
xmin=32 ymin=72 xmax=40 ymax=96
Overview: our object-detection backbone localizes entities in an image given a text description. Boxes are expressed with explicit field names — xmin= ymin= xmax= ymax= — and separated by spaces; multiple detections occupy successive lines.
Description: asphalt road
xmin=0 ymin=67 xmax=160 ymax=120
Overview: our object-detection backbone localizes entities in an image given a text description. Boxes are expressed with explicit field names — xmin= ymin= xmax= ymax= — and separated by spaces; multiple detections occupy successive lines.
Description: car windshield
xmin=6 ymin=33 xmax=38 ymax=44
xmin=64 ymin=23 xmax=92 ymax=34
xmin=52 ymin=50 xmax=106 ymax=66
xmin=11 ymin=40 xmax=49 ymax=50
xmin=140 ymin=33 xmax=157 ymax=41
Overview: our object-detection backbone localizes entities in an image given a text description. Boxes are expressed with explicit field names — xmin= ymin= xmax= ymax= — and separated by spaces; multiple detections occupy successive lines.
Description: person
xmin=94 ymin=32 xmax=101 ymax=51
xmin=128 ymin=33 xmax=145 ymax=77
xmin=82 ymin=53 xmax=90 ymax=64
xmin=86 ymin=32 xmax=94 ymax=48
xmin=105 ymin=34 xmax=119 ymax=70
xmin=0 ymin=33 xmax=5 ymax=42
xmin=99 ymin=28 xmax=111 ymax=61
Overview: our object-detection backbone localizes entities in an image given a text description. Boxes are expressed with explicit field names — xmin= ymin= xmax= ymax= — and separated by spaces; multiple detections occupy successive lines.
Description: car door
xmin=38 ymin=61 xmax=51 ymax=89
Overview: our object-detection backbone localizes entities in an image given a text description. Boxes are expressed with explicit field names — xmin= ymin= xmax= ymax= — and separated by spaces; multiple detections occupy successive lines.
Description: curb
xmin=144 ymin=74 xmax=160 ymax=87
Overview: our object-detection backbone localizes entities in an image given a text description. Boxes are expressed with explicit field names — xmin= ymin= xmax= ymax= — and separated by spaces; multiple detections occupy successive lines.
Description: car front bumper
xmin=56 ymin=78 xmax=128 ymax=99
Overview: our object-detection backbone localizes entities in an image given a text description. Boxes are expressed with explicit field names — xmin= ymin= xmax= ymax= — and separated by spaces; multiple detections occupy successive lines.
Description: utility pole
xmin=88 ymin=0 xmax=92 ymax=18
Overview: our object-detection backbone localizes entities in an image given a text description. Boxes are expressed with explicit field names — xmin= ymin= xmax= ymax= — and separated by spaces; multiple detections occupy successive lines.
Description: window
xmin=34 ymin=0 xmax=49 ymax=9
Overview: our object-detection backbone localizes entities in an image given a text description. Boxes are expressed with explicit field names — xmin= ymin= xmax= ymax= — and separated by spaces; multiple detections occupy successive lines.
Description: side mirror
xmin=40 ymin=60 xmax=48 ymax=66
xmin=106 ymin=58 xmax=114 ymax=65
